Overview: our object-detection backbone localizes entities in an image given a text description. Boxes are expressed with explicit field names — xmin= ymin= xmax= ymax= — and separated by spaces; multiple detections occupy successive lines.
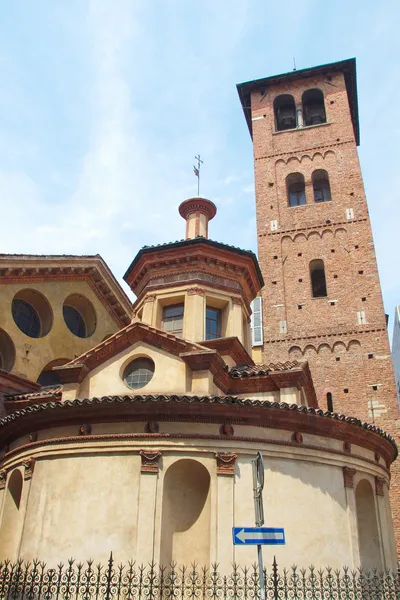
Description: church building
xmin=0 ymin=59 xmax=398 ymax=572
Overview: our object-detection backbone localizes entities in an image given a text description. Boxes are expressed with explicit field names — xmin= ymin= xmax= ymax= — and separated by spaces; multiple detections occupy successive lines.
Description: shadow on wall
xmin=356 ymin=479 xmax=382 ymax=571
xmin=0 ymin=469 xmax=23 ymax=560
xmin=160 ymin=459 xmax=211 ymax=566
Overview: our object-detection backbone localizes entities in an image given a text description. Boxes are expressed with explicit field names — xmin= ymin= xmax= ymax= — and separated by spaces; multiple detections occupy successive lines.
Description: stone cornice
xmin=0 ymin=394 xmax=396 ymax=465
xmin=0 ymin=255 xmax=132 ymax=327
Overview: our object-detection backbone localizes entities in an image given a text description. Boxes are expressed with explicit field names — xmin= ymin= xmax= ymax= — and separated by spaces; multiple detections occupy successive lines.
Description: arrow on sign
xmin=232 ymin=527 xmax=285 ymax=546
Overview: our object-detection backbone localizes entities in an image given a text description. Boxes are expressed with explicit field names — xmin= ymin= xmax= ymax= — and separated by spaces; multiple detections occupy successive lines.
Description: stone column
xmin=135 ymin=451 xmax=161 ymax=564
xmin=296 ymin=105 xmax=304 ymax=128
xmin=215 ymin=452 xmax=237 ymax=572
xmin=342 ymin=467 xmax=360 ymax=568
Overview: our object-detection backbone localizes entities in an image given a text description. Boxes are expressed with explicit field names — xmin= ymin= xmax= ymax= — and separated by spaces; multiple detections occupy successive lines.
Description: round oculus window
xmin=123 ymin=358 xmax=155 ymax=390
xmin=12 ymin=289 xmax=53 ymax=338
xmin=63 ymin=294 xmax=96 ymax=338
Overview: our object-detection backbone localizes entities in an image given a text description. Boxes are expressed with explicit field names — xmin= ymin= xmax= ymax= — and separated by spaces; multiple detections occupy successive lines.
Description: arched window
xmin=327 ymin=392 xmax=333 ymax=412
xmin=310 ymin=259 xmax=327 ymax=297
xmin=286 ymin=173 xmax=306 ymax=207
xmin=312 ymin=169 xmax=331 ymax=203
xmin=302 ymin=89 xmax=326 ymax=126
xmin=274 ymin=94 xmax=296 ymax=131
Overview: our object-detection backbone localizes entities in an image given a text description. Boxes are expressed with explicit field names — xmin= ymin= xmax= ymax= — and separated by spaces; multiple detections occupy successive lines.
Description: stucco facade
xmin=0 ymin=197 xmax=398 ymax=573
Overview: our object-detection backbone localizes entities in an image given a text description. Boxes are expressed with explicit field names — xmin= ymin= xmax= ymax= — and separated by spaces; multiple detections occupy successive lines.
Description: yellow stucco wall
xmin=0 ymin=427 xmax=395 ymax=570
xmin=0 ymin=280 xmax=120 ymax=381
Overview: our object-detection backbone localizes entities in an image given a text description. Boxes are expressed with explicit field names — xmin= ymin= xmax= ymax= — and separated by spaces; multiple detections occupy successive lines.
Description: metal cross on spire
xmin=193 ymin=154 xmax=203 ymax=196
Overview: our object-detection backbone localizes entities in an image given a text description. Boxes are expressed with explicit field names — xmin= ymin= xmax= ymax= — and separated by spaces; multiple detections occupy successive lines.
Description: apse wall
xmin=0 ymin=421 xmax=395 ymax=571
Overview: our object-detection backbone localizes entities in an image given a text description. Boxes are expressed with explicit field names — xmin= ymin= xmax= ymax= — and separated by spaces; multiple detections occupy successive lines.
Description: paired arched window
xmin=310 ymin=259 xmax=327 ymax=297
xmin=286 ymin=173 xmax=306 ymax=207
xmin=302 ymin=89 xmax=326 ymax=126
xmin=274 ymin=94 xmax=296 ymax=131
xmin=312 ymin=169 xmax=331 ymax=203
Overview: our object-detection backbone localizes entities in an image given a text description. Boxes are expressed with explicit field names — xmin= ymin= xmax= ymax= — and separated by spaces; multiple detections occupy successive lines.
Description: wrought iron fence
xmin=0 ymin=553 xmax=399 ymax=600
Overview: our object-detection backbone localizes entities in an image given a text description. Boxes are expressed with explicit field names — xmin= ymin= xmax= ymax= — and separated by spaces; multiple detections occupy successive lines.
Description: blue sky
xmin=0 ymin=1 xmax=399 ymax=336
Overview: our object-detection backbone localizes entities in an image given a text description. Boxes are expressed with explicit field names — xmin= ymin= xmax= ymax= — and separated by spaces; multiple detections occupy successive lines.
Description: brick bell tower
xmin=237 ymin=59 xmax=400 ymax=545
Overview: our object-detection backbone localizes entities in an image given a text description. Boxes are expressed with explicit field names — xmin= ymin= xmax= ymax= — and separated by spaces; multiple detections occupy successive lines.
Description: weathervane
xmin=193 ymin=154 xmax=203 ymax=196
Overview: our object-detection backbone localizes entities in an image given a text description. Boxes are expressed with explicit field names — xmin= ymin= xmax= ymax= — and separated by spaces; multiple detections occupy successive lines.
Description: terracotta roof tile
xmin=229 ymin=361 xmax=300 ymax=378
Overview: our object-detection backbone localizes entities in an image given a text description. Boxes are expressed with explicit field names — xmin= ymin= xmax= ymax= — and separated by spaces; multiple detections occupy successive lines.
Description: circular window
xmin=63 ymin=294 xmax=96 ymax=338
xmin=123 ymin=358 xmax=155 ymax=390
xmin=0 ymin=329 xmax=16 ymax=372
xmin=12 ymin=289 xmax=53 ymax=338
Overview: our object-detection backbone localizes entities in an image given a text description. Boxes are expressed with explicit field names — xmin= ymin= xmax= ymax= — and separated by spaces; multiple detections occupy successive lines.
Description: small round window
xmin=63 ymin=294 xmax=96 ymax=338
xmin=123 ymin=358 xmax=155 ymax=390
xmin=12 ymin=289 xmax=53 ymax=338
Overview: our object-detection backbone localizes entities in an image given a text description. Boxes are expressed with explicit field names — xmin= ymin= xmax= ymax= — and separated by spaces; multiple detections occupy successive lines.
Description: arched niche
xmin=0 ymin=469 xmax=23 ymax=560
xmin=355 ymin=479 xmax=382 ymax=571
xmin=160 ymin=459 xmax=211 ymax=566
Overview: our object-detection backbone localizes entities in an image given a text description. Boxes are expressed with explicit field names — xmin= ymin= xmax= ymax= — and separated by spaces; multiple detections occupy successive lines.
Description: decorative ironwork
xmin=0 ymin=555 xmax=399 ymax=600
xmin=0 ymin=470 xmax=6 ymax=490
xmin=140 ymin=450 xmax=161 ymax=473
xmin=215 ymin=451 xmax=237 ymax=475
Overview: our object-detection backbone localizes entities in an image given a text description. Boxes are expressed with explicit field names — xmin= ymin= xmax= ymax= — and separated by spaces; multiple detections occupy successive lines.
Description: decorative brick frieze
xmin=22 ymin=457 xmax=35 ymax=480
xmin=140 ymin=450 xmax=161 ymax=473
xmin=215 ymin=452 xmax=237 ymax=476
xmin=342 ymin=466 xmax=356 ymax=488
xmin=375 ymin=476 xmax=385 ymax=497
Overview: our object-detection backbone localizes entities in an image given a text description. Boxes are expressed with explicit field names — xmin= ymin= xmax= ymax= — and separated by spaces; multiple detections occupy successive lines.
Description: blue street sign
xmin=232 ymin=527 xmax=285 ymax=546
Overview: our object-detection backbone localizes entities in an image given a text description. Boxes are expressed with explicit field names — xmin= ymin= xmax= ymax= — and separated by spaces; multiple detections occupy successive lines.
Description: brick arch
xmin=334 ymin=227 xmax=347 ymax=238
xmin=307 ymin=231 xmax=321 ymax=241
xmin=275 ymin=158 xmax=286 ymax=167
xmin=286 ymin=156 xmax=300 ymax=166
xmin=323 ymin=149 xmax=336 ymax=159
xmin=333 ymin=341 xmax=347 ymax=354
xmin=318 ymin=343 xmax=332 ymax=355
xmin=293 ymin=233 xmax=307 ymax=243
xmin=288 ymin=345 xmax=302 ymax=358
xmin=303 ymin=344 xmax=317 ymax=357
xmin=347 ymin=339 xmax=361 ymax=353
xmin=281 ymin=234 xmax=294 ymax=246
xmin=312 ymin=151 xmax=324 ymax=161
xmin=299 ymin=154 xmax=313 ymax=164
xmin=321 ymin=229 xmax=334 ymax=240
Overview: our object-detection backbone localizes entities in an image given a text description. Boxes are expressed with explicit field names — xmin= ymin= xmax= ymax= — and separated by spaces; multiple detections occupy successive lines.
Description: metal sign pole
xmin=252 ymin=452 xmax=265 ymax=600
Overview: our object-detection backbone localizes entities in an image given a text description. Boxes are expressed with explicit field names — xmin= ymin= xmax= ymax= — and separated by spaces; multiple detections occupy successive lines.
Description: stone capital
xmin=215 ymin=452 xmax=237 ymax=476
xmin=375 ymin=476 xmax=385 ymax=496
xmin=342 ymin=466 xmax=356 ymax=488
xmin=140 ymin=450 xmax=161 ymax=473
xmin=23 ymin=457 xmax=36 ymax=480
xmin=187 ymin=287 xmax=206 ymax=296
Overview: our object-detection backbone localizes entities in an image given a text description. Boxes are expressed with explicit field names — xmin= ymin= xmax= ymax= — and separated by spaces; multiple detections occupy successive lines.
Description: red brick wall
xmin=250 ymin=68 xmax=400 ymax=550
